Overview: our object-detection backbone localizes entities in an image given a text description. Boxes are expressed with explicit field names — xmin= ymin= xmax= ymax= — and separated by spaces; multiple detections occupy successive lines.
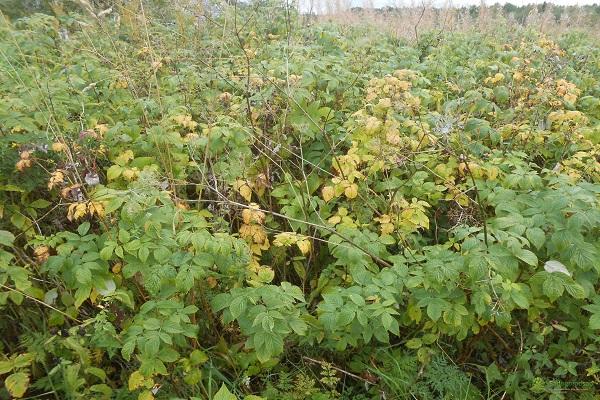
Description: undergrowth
xmin=1 ymin=1 xmax=600 ymax=399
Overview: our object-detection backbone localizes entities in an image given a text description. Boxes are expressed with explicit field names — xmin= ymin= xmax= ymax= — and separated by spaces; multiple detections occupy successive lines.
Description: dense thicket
xmin=1 ymin=1 xmax=600 ymax=399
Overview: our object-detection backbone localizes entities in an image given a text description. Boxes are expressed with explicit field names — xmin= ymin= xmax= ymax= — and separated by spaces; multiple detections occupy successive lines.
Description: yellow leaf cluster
xmin=328 ymin=207 xmax=356 ymax=227
xmin=273 ymin=232 xmax=312 ymax=255
xmin=115 ymin=150 xmax=134 ymax=166
xmin=34 ymin=246 xmax=50 ymax=264
xmin=556 ymin=79 xmax=580 ymax=104
xmin=122 ymin=167 xmax=140 ymax=181
xmin=548 ymin=110 xmax=588 ymax=127
xmin=48 ymin=170 xmax=65 ymax=190
xmin=114 ymin=79 xmax=129 ymax=89
xmin=51 ymin=142 xmax=68 ymax=152
xmin=67 ymin=202 xmax=88 ymax=221
xmin=332 ymin=144 xmax=361 ymax=177
xmin=365 ymin=70 xmax=415 ymax=104
xmin=242 ymin=204 xmax=265 ymax=224
xmin=173 ymin=114 xmax=198 ymax=130
xmin=67 ymin=201 xmax=106 ymax=221
xmin=392 ymin=197 xmax=431 ymax=232
xmin=95 ymin=124 xmax=109 ymax=137
xmin=374 ymin=214 xmax=396 ymax=235
xmin=484 ymin=73 xmax=505 ymax=85
xmin=15 ymin=151 xmax=32 ymax=172
xmin=128 ymin=370 xmax=154 ymax=391
xmin=512 ymin=71 xmax=524 ymax=82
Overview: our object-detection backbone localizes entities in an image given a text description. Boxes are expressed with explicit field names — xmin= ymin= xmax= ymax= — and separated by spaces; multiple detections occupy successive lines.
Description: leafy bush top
xmin=1 ymin=3 xmax=600 ymax=400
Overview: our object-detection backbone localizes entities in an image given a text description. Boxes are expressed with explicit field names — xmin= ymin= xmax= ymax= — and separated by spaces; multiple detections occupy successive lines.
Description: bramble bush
xmin=1 ymin=1 xmax=600 ymax=399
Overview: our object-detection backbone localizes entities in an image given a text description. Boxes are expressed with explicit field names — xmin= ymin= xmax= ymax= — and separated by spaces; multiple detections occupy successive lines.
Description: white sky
xmin=311 ymin=0 xmax=600 ymax=8
xmin=393 ymin=0 xmax=599 ymax=5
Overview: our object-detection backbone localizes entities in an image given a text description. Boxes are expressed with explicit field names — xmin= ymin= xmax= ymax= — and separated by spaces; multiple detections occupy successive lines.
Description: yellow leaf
xmin=328 ymin=215 xmax=341 ymax=225
xmin=138 ymin=390 xmax=154 ymax=400
xmin=112 ymin=263 xmax=122 ymax=274
xmin=89 ymin=287 xmax=98 ymax=303
xmin=257 ymin=266 xmax=275 ymax=283
xmin=513 ymin=71 xmax=524 ymax=81
xmin=242 ymin=204 xmax=265 ymax=224
xmin=95 ymin=124 xmax=109 ymax=136
xmin=297 ymin=239 xmax=311 ymax=255
xmin=273 ymin=232 xmax=298 ymax=247
xmin=15 ymin=159 xmax=32 ymax=171
xmin=5 ymin=372 xmax=29 ymax=398
xmin=207 ymin=276 xmax=218 ymax=288
xmin=487 ymin=166 xmax=499 ymax=181
xmin=380 ymin=222 xmax=395 ymax=235
xmin=48 ymin=170 xmax=64 ymax=190
xmin=51 ymin=142 xmax=67 ymax=152
xmin=128 ymin=371 xmax=146 ymax=391
xmin=234 ymin=180 xmax=253 ymax=202
xmin=344 ymin=183 xmax=358 ymax=199
xmin=88 ymin=201 xmax=105 ymax=218
xmin=322 ymin=186 xmax=335 ymax=202
xmin=122 ymin=168 xmax=139 ymax=181
xmin=68 ymin=203 xmax=88 ymax=221
xmin=115 ymin=150 xmax=134 ymax=166
xmin=252 ymin=226 xmax=268 ymax=245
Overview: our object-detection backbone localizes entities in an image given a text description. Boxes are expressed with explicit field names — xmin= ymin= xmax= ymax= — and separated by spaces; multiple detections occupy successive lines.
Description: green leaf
xmin=5 ymin=372 xmax=29 ymax=398
xmin=0 ymin=360 xmax=13 ymax=374
xmin=213 ymin=384 xmax=236 ymax=400
xmin=89 ymin=384 xmax=112 ymax=396
xmin=86 ymin=366 xmax=107 ymax=381
xmin=0 ymin=230 xmax=15 ymax=247
xmin=107 ymin=165 xmax=123 ymax=181
xmin=77 ymin=222 xmax=91 ymax=236
xmin=543 ymin=275 xmax=564 ymax=302
xmin=288 ymin=317 xmax=308 ymax=336
xmin=405 ymin=338 xmax=422 ymax=349
xmin=139 ymin=245 xmax=150 ymax=263
xmin=516 ymin=249 xmax=538 ymax=266
xmin=74 ymin=285 xmax=91 ymax=308
xmin=229 ymin=296 xmax=247 ymax=320
xmin=153 ymin=246 xmax=171 ymax=263
xmin=511 ymin=290 xmax=529 ymax=309
xmin=100 ymin=244 xmax=115 ymax=260
xmin=157 ymin=347 xmax=179 ymax=362
xmin=211 ymin=293 xmax=230 ymax=312
xmin=121 ymin=340 xmax=135 ymax=361
xmin=118 ymin=229 xmax=131 ymax=243
xmin=526 ymin=227 xmax=545 ymax=250
xmin=336 ymin=308 xmax=355 ymax=326
xmin=424 ymin=298 xmax=447 ymax=322
xmin=143 ymin=334 xmax=161 ymax=356
xmin=347 ymin=293 xmax=365 ymax=306
xmin=254 ymin=330 xmax=283 ymax=362
xmin=564 ymin=282 xmax=585 ymax=299
xmin=29 ymin=199 xmax=51 ymax=209
xmin=189 ymin=349 xmax=208 ymax=365
xmin=381 ymin=313 xmax=393 ymax=331
xmin=143 ymin=318 xmax=161 ymax=330
xmin=75 ymin=267 xmax=92 ymax=284
xmin=183 ymin=368 xmax=202 ymax=385
xmin=590 ymin=314 xmax=600 ymax=330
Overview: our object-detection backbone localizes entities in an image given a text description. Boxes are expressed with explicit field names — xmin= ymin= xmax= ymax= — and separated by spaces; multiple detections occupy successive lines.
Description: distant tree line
xmin=2 ymin=0 xmax=600 ymax=24
xmin=348 ymin=2 xmax=600 ymax=25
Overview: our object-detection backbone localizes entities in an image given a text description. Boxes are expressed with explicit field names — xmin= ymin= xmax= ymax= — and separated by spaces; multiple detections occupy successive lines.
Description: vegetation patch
xmin=1 ymin=1 xmax=600 ymax=399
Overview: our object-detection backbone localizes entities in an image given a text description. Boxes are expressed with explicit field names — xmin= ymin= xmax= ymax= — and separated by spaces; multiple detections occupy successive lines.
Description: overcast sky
xmin=309 ymin=0 xmax=600 ymax=8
